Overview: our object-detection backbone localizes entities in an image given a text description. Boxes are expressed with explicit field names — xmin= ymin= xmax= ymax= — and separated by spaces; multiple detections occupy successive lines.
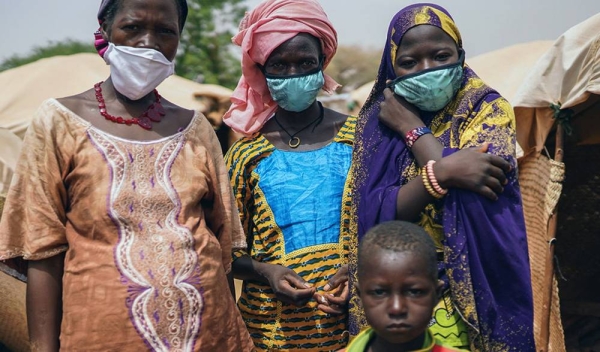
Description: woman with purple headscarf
xmin=348 ymin=4 xmax=535 ymax=351
xmin=0 ymin=0 xmax=253 ymax=350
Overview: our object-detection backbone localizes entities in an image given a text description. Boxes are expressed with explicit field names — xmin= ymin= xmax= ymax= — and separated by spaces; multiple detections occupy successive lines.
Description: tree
xmin=176 ymin=0 xmax=247 ymax=89
xmin=0 ymin=40 xmax=96 ymax=72
xmin=1 ymin=1 xmax=247 ymax=90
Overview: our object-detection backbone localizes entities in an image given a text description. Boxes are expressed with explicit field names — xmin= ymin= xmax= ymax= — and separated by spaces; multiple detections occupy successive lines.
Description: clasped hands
xmin=264 ymin=264 xmax=349 ymax=316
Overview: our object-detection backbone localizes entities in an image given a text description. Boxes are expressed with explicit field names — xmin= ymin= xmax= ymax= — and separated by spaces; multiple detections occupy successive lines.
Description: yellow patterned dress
xmin=226 ymin=116 xmax=356 ymax=351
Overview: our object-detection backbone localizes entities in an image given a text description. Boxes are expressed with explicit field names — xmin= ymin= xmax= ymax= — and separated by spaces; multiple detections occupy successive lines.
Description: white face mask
xmin=103 ymin=43 xmax=175 ymax=100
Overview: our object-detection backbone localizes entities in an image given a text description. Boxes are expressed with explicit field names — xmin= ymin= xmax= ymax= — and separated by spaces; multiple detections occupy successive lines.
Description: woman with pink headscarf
xmin=224 ymin=0 xmax=354 ymax=350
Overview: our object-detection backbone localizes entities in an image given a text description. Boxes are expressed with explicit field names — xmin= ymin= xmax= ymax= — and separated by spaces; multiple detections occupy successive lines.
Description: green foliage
xmin=0 ymin=39 xmax=96 ymax=72
xmin=176 ymin=0 xmax=247 ymax=89
xmin=1 ymin=1 xmax=247 ymax=89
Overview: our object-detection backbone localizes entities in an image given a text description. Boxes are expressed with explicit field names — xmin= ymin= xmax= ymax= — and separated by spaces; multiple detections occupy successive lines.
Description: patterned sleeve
xmin=224 ymin=139 xmax=256 ymax=260
xmin=0 ymin=100 xmax=71 ymax=261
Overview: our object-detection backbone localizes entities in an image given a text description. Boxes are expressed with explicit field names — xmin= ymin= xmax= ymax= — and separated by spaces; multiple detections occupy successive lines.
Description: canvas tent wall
xmin=0 ymin=129 xmax=26 ymax=351
xmin=513 ymin=12 xmax=600 ymax=352
xmin=0 ymin=128 xmax=21 ymax=195
xmin=467 ymin=40 xmax=554 ymax=103
xmin=0 ymin=127 xmax=26 ymax=352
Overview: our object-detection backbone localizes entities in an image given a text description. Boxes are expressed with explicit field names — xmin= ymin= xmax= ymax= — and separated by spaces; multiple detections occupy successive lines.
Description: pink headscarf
xmin=223 ymin=0 xmax=340 ymax=136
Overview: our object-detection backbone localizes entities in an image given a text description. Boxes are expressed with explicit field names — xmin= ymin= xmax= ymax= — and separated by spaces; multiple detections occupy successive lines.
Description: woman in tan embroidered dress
xmin=0 ymin=0 xmax=253 ymax=350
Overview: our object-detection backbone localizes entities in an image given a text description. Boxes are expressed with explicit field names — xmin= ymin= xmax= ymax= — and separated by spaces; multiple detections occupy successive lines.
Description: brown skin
xmin=27 ymin=1 xmax=198 ymax=350
xmin=232 ymin=34 xmax=349 ymax=314
xmin=27 ymin=253 xmax=64 ymax=352
xmin=356 ymin=250 xmax=443 ymax=352
xmin=260 ymin=33 xmax=348 ymax=152
xmin=378 ymin=25 xmax=511 ymax=222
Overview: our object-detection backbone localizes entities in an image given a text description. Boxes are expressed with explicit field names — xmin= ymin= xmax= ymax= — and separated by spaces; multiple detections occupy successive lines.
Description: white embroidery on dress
xmin=88 ymin=129 xmax=203 ymax=352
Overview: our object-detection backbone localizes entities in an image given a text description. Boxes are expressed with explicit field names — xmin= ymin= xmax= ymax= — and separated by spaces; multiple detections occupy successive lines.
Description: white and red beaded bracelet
xmin=405 ymin=126 xmax=432 ymax=149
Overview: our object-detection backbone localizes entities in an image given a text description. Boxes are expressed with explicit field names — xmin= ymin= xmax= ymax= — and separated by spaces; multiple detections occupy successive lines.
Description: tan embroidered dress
xmin=0 ymin=99 xmax=253 ymax=351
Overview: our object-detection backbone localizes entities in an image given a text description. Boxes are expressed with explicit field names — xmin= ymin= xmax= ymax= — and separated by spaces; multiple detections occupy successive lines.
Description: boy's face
xmin=357 ymin=249 xmax=441 ymax=347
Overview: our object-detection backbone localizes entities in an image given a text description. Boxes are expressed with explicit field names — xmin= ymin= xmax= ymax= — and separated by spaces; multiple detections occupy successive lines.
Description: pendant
xmin=147 ymin=105 xmax=162 ymax=122
xmin=137 ymin=116 xmax=153 ymax=130
xmin=288 ymin=137 xmax=301 ymax=148
xmin=155 ymin=103 xmax=165 ymax=116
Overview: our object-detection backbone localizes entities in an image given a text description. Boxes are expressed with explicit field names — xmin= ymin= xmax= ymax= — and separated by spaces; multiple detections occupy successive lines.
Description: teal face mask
xmin=388 ymin=52 xmax=465 ymax=112
xmin=265 ymin=69 xmax=325 ymax=112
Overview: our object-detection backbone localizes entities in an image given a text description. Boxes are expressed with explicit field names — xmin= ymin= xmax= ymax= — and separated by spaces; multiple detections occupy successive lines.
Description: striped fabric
xmin=227 ymin=116 xmax=356 ymax=351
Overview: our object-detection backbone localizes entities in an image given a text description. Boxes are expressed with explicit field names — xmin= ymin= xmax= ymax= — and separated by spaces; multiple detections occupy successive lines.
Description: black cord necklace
xmin=273 ymin=102 xmax=324 ymax=148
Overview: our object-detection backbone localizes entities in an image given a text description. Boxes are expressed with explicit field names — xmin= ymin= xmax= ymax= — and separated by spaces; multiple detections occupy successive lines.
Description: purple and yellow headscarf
xmin=389 ymin=4 xmax=461 ymax=69
xmin=349 ymin=4 xmax=536 ymax=351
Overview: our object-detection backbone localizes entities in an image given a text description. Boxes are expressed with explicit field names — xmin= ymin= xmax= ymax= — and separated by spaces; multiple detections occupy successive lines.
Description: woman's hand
xmin=262 ymin=264 xmax=315 ymax=307
xmin=435 ymin=143 xmax=512 ymax=200
xmin=314 ymin=265 xmax=349 ymax=316
xmin=378 ymin=88 xmax=423 ymax=135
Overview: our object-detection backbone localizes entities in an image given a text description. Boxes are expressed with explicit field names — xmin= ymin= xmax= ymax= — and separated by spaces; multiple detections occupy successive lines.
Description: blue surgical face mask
xmin=388 ymin=51 xmax=465 ymax=112
xmin=265 ymin=69 xmax=325 ymax=112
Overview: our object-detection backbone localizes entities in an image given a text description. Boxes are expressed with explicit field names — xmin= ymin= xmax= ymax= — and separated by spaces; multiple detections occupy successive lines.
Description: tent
xmin=513 ymin=13 xmax=600 ymax=352
xmin=348 ymin=80 xmax=374 ymax=115
xmin=0 ymin=128 xmax=21 ymax=195
xmin=0 ymin=262 xmax=27 ymax=352
xmin=467 ymin=40 xmax=554 ymax=103
xmin=0 ymin=128 xmax=25 ymax=352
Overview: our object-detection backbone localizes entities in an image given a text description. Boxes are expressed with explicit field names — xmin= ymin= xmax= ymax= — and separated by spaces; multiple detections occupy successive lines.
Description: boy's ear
xmin=436 ymin=279 xmax=444 ymax=299
xmin=355 ymin=281 xmax=362 ymax=298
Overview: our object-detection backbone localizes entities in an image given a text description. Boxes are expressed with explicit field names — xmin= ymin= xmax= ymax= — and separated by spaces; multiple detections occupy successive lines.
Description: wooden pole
xmin=539 ymin=124 xmax=564 ymax=352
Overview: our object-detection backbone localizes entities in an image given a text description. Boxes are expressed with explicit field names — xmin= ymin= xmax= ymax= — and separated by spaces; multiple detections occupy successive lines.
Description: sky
xmin=1 ymin=0 xmax=599 ymax=62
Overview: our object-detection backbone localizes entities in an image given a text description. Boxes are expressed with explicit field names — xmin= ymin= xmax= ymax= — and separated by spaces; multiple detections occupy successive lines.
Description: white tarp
xmin=513 ymin=13 xmax=600 ymax=154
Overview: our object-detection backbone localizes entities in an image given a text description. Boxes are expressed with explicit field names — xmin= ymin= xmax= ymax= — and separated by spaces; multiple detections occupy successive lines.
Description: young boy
xmin=342 ymin=221 xmax=466 ymax=352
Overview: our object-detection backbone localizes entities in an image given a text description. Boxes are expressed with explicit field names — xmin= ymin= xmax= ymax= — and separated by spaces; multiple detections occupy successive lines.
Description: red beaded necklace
xmin=94 ymin=81 xmax=165 ymax=130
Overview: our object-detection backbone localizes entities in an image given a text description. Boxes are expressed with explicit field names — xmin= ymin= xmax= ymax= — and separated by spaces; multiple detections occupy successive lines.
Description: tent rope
xmin=550 ymin=102 xmax=574 ymax=136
